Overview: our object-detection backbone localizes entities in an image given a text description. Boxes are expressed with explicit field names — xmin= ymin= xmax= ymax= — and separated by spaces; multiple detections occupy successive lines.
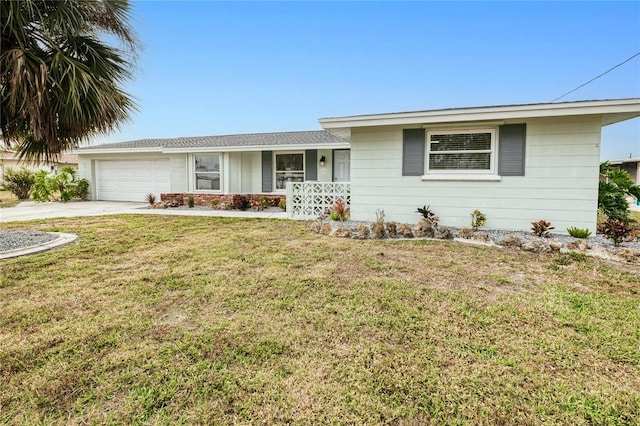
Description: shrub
xmin=416 ymin=205 xmax=439 ymax=224
xmin=599 ymin=219 xmax=635 ymax=247
xmin=566 ymin=227 xmax=591 ymax=239
xmin=260 ymin=196 xmax=269 ymax=209
xmin=330 ymin=199 xmax=350 ymax=221
xmin=470 ymin=210 xmax=486 ymax=231
xmin=598 ymin=162 xmax=640 ymax=221
xmin=32 ymin=167 xmax=88 ymax=202
xmin=145 ymin=193 xmax=156 ymax=205
xmin=0 ymin=167 xmax=35 ymax=199
xmin=531 ymin=220 xmax=554 ymax=238
xmin=210 ymin=199 xmax=220 ymax=208
xmin=187 ymin=196 xmax=195 ymax=208
xmin=233 ymin=195 xmax=250 ymax=210
xmin=278 ymin=198 xmax=286 ymax=211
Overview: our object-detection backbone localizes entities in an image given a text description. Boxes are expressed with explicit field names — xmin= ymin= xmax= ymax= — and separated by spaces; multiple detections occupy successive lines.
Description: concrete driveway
xmin=0 ymin=201 xmax=287 ymax=223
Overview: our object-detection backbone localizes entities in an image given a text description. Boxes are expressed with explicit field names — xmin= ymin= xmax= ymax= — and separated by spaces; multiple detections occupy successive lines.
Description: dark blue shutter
xmin=305 ymin=150 xmax=317 ymax=181
xmin=262 ymin=151 xmax=273 ymax=192
xmin=498 ymin=124 xmax=526 ymax=176
xmin=402 ymin=129 xmax=425 ymax=176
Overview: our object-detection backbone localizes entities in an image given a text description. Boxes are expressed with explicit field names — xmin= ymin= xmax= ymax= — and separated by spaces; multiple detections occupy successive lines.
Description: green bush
xmin=187 ymin=196 xmax=195 ymax=208
xmin=599 ymin=162 xmax=640 ymax=221
xmin=567 ymin=227 xmax=592 ymax=239
xmin=32 ymin=167 xmax=89 ymax=202
xmin=0 ymin=166 xmax=35 ymax=199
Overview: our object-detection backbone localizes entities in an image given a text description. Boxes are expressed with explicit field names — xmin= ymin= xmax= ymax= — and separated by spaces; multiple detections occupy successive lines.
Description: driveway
xmin=0 ymin=201 xmax=287 ymax=223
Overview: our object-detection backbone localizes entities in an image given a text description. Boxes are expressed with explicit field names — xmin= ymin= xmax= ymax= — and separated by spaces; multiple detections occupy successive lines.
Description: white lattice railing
xmin=286 ymin=182 xmax=350 ymax=219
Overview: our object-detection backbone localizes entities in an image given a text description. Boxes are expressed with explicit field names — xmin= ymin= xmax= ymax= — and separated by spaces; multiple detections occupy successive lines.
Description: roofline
xmin=319 ymin=98 xmax=640 ymax=129
xmin=75 ymin=142 xmax=351 ymax=155
xmin=609 ymin=157 xmax=640 ymax=165
xmin=161 ymin=142 xmax=351 ymax=153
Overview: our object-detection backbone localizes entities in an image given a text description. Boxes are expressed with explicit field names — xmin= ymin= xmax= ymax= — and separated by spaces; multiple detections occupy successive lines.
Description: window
xmin=195 ymin=154 xmax=220 ymax=191
xmin=426 ymin=129 xmax=495 ymax=173
xmin=275 ymin=152 xmax=304 ymax=190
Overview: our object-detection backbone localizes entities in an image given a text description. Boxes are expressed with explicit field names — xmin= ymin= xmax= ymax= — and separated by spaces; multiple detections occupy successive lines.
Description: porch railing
xmin=286 ymin=182 xmax=350 ymax=219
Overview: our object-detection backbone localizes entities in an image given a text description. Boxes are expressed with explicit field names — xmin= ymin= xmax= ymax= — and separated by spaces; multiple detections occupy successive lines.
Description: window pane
xmin=429 ymin=153 xmax=491 ymax=170
xmin=196 ymin=173 xmax=220 ymax=190
xmin=275 ymin=171 xmax=304 ymax=190
xmin=195 ymin=155 xmax=219 ymax=172
xmin=276 ymin=154 xmax=303 ymax=172
xmin=430 ymin=133 xmax=491 ymax=152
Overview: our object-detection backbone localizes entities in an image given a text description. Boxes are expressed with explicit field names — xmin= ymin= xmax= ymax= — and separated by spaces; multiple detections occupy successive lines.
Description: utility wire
xmin=551 ymin=51 xmax=640 ymax=102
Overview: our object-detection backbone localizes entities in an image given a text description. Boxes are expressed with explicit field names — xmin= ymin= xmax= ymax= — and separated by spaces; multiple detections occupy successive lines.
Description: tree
xmin=0 ymin=166 xmax=35 ymax=199
xmin=1 ymin=0 xmax=139 ymax=163
xmin=598 ymin=161 xmax=640 ymax=221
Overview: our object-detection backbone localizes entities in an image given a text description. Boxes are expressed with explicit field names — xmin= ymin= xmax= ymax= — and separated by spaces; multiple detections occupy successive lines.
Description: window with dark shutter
xmin=402 ymin=129 xmax=425 ymax=176
xmin=498 ymin=124 xmax=526 ymax=176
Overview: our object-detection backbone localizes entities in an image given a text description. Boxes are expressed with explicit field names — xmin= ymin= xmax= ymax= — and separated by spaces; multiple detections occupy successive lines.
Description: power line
xmin=551 ymin=52 xmax=640 ymax=102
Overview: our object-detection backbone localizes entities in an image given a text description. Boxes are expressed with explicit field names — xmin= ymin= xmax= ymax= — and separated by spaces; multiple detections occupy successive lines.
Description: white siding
xmin=349 ymin=117 xmax=601 ymax=233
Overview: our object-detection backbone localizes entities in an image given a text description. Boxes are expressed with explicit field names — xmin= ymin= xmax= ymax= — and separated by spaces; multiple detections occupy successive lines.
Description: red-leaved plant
xmin=599 ymin=218 xmax=635 ymax=247
xmin=531 ymin=220 xmax=554 ymax=238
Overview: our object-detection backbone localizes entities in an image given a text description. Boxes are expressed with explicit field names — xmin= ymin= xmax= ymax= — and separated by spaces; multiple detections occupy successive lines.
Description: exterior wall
xmin=349 ymin=116 xmax=602 ymax=233
xmin=78 ymin=148 xmax=345 ymax=201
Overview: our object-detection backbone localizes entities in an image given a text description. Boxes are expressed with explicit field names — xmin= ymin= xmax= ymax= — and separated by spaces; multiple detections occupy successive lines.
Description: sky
xmin=92 ymin=1 xmax=640 ymax=160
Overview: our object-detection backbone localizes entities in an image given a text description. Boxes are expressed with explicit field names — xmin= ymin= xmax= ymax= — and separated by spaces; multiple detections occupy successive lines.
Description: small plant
xmin=233 ymin=195 xmax=250 ymax=210
xmin=187 ymin=196 xmax=195 ymax=208
xmin=251 ymin=199 xmax=264 ymax=211
xmin=566 ymin=227 xmax=591 ymax=239
xmin=210 ymin=199 xmax=220 ymax=208
xmin=531 ymin=220 xmax=554 ymax=238
xmin=330 ymin=199 xmax=350 ymax=221
xmin=599 ymin=218 xmax=635 ymax=247
xmin=145 ymin=193 xmax=156 ymax=205
xmin=375 ymin=209 xmax=385 ymax=224
xmin=260 ymin=196 xmax=269 ymax=209
xmin=416 ymin=205 xmax=439 ymax=224
xmin=0 ymin=166 xmax=35 ymax=199
xmin=278 ymin=198 xmax=286 ymax=211
xmin=470 ymin=210 xmax=486 ymax=231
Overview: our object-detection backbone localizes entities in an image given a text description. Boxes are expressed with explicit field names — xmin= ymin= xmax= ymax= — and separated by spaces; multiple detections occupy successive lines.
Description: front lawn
xmin=1 ymin=215 xmax=639 ymax=424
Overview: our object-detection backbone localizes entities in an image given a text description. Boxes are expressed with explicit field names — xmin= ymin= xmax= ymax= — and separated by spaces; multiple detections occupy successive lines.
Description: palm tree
xmin=1 ymin=0 xmax=139 ymax=163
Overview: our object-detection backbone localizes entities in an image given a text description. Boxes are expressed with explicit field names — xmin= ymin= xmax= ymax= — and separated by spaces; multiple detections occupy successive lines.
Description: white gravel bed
xmin=0 ymin=230 xmax=58 ymax=252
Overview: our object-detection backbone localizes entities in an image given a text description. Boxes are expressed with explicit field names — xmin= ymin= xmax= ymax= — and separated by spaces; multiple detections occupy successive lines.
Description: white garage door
xmin=96 ymin=159 xmax=170 ymax=202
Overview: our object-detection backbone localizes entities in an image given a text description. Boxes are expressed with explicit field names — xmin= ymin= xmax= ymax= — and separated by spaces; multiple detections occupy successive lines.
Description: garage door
xmin=96 ymin=159 xmax=170 ymax=202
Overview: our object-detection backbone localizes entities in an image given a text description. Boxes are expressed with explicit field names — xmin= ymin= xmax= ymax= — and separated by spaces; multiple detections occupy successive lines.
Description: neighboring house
xmin=609 ymin=157 xmax=640 ymax=210
xmin=319 ymin=98 xmax=640 ymax=233
xmin=75 ymin=131 xmax=350 ymax=203
xmin=0 ymin=148 xmax=78 ymax=176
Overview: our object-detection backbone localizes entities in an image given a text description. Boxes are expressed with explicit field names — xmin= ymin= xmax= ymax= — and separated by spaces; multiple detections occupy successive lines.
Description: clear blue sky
xmin=92 ymin=1 xmax=640 ymax=160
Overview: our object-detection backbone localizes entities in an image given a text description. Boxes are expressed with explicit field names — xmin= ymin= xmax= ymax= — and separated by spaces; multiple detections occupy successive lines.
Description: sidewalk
xmin=0 ymin=201 xmax=288 ymax=223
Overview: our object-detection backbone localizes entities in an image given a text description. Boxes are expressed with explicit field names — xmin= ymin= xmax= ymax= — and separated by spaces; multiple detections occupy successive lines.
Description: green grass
xmin=1 ymin=215 xmax=639 ymax=424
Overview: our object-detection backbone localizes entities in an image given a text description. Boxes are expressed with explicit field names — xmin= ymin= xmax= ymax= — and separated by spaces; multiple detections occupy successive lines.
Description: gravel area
xmin=0 ymin=230 xmax=58 ymax=252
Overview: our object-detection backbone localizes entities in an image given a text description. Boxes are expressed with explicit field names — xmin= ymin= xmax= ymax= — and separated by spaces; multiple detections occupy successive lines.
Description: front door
xmin=333 ymin=149 xmax=350 ymax=182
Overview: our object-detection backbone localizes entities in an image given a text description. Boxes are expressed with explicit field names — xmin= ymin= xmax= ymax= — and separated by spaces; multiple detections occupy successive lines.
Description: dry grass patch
xmin=1 ymin=215 xmax=639 ymax=424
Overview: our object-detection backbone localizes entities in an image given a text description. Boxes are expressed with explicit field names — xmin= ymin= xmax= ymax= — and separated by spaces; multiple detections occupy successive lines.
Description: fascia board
xmin=75 ymin=147 xmax=164 ymax=155
xmin=319 ymin=99 xmax=640 ymax=129
xmin=162 ymin=143 xmax=351 ymax=153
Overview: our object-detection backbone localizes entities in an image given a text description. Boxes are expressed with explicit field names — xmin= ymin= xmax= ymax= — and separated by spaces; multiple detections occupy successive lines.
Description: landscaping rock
xmin=413 ymin=217 xmax=435 ymax=238
xmin=435 ymin=225 xmax=453 ymax=240
xmin=330 ymin=227 xmax=352 ymax=238
xmin=522 ymin=238 xmax=553 ymax=253
xmin=499 ymin=236 xmax=523 ymax=248
xmin=357 ymin=224 xmax=370 ymax=239
xmin=371 ymin=222 xmax=386 ymax=239
xmin=386 ymin=222 xmax=398 ymax=238
xmin=472 ymin=232 xmax=490 ymax=243
xmin=397 ymin=223 xmax=414 ymax=238
xmin=549 ymin=240 xmax=563 ymax=252
xmin=566 ymin=239 xmax=590 ymax=251
xmin=457 ymin=228 xmax=475 ymax=240
xmin=310 ymin=220 xmax=322 ymax=234
xmin=617 ymin=248 xmax=640 ymax=263
xmin=320 ymin=222 xmax=332 ymax=236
